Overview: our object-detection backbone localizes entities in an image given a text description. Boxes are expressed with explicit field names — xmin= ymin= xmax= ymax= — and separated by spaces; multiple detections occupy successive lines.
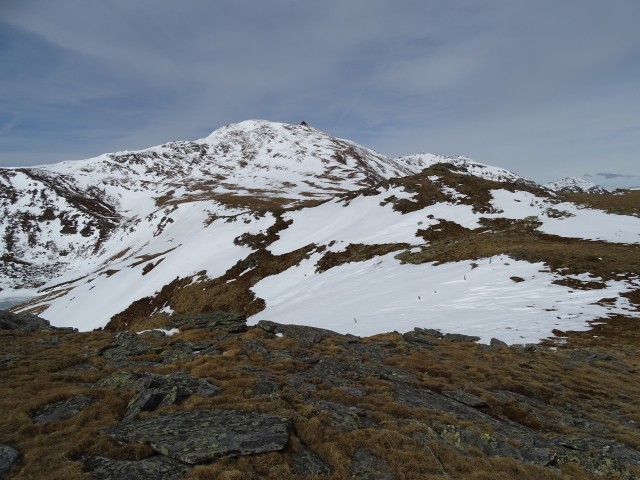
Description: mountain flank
xmin=2 ymin=121 xmax=638 ymax=345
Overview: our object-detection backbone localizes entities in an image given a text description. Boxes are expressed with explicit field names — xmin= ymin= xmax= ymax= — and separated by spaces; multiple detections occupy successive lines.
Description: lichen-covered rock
xmin=551 ymin=435 xmax=640 ymax=478
xmin=489 ymin=337 xmax=508 ymax=349
xmin=443 ymin=389 xmax=488 ymax=408
xmin=104 ymin=410 xmax=290 ymax=464
xmin=0 ymin=445 xmax=21 ymax=479
xmin=292 ymin=444 xmax=331 ymax=476
xmin=257 ymin=320 xmax=341 ymax=345
xmin=351 ymin=448 xmax=395 ymax=480
xmin=0 ymin=310 xmax=60 ymax=332
xmin=82 ymin=455 xmax=191 ymax=480
xmin=402 ymin=328 xmax=440 ymax=347
xmin=96 ymin=372 xmax=220 ymax=421
xmin=442 ymin=333 xmax=480 ymax=343
xmin=172 ymin=311 xmax=247 ymax=333
xmin=307 ymin=399 xmax=377 ymax=432
xmin=32 ymin=395 xmax=94 ymax=423
xmin=253 ymin=378 xmax=280 ymax=397
xmin=100 ymin=332 xmax=155 ymax=361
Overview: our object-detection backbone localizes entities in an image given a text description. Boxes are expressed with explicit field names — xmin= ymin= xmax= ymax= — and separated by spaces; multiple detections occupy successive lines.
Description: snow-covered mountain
xmin=2 ymin=120 xmax=639 ymax=344
xmin=398 ymin=153 xmax=537 ymax=186
xmin=545 ymin=176 xmax=610 ymax=194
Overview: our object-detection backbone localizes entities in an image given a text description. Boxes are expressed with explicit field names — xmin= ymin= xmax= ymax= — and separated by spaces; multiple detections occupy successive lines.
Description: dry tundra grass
xmin=3 ymin=307 xmax=640 ymax=479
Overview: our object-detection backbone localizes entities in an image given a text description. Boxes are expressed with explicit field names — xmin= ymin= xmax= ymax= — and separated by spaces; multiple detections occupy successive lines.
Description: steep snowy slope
xmin=0 ymin=120 xmax=423 ymax=293
xmin=11 ymin=163 xmax=640 ymax=344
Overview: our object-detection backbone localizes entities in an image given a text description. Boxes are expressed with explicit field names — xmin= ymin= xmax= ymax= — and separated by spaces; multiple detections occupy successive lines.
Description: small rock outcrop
xmin=95 ymin=372 xmax=220 ymax=421
xmin=257 ymin=320 xmax=343 ymax=345
xmin=32 ymin=395 xmax=94 ymax=423
xmin=0 ymin=310 xmax=60 ymax=332
xmin=104 ymin=410 xmax=291 ymax=464
xmin=82 ymin=455 xmax=191 ymax=480
xmin=292 ymin=444 xmax=331 ymax=476
xmin=351 ymin=448 xmax=395 ymax=480
xmin=0 ymin=445 xmax=21 ymax=479
xmin=99 ymin=332 xmax=156 ymax=362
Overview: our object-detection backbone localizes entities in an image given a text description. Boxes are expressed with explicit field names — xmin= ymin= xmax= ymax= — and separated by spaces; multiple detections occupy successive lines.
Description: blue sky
xmin=1 ymin=0 xmax=639 ymax=187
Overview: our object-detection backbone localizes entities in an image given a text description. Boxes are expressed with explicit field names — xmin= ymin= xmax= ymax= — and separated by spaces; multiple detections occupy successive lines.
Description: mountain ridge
xmin=1 ymin=120 xmax=639 ymax=346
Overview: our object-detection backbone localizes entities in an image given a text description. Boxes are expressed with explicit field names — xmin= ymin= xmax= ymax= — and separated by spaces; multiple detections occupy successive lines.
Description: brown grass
xmin=397 ymin=217 xmax=640 ymax=282
xmin=315 ymin=242 xmax=411 ymax=273
xmin=561 ymin=190 xmax=640 ymax=217
xmin=4 ymin=311 xmax=640 ymax=479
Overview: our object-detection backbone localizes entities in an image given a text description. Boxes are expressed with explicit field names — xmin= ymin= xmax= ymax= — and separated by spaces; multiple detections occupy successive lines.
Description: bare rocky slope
xmin=2 ymin=310 xmax=640 ymax=479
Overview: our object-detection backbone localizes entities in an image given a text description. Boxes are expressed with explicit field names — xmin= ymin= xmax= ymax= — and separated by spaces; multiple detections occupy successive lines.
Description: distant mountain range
xmin=1 ymin=120 xmax=639 ymax=344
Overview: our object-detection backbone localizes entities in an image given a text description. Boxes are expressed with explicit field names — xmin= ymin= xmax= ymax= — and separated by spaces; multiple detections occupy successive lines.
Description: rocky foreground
xmin=1 ymin=310 xmax=640 ymax=479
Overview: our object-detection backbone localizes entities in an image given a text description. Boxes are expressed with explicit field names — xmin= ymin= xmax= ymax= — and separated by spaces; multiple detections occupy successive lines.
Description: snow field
xmin=249 ymin=253 xmax=638 ymax=344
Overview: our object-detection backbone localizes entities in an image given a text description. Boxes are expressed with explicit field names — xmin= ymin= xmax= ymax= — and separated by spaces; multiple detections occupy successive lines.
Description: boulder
xmin=0 ymin=445 xmax=21 ymax=479
xmin=32 ymin=395 xmax=94 ymax=423
xmin=442 ymin=333 xmax=480 ymax=343
xmin=351 ymin=448 xmax=395 ymax=480
xmin=292 ymin=444 xmax=331 ymax=476
xmin=99 ymin=332 xmax=155 ymax=362
xmin=0 ymin=310 xmax=59 ymax=332
xmin=104 ymin=410 xmax=290 ymax=464
xmin=307 ymin=399 xmax=377 ymax=432
xmin=96 ymin=372 xmax=220 ymax=421
xmin=257 ymin=320 xmax=341 ymax=346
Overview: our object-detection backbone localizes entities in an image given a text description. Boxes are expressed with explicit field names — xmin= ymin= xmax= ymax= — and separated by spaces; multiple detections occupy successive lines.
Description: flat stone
xmin=0 ymin=445 xmax=21 ymax=479
xmin=443 ymin=390 xmax=488 ymax=408
xmin=96 ymin=372 xmax=221 ymax=421
xmin=292 ymin=445 xmax=331 ymax=476
xmin=0 ymin=310 xmax=59 ymax=332
xmin=442 ymin=333 xmax=480 ymax=343
xmin=104 ymin=410 xmax=290 ymax=464
xmin=351 ymin=448 xmax=395 ymax=480
xmin=100 ymin=332 xmax=155 ymax=361
xmin=307 ymin=399 xmax=377 ymax=432
xmin=82 ymin=455 xmax=191 ymax=480
xmin=33 ymin=395 xmax=94 ymax=423
xmin=257 ymin=320 xmax=342 ymax=345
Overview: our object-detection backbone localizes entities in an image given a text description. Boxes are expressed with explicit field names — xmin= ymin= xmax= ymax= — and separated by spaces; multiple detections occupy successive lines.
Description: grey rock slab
xmin=0 ymin=445 xmax=21 ymax=479
xmin=442 ymin=333 xmax=480 ymax=343
xmin=97 ymin=371 xmax=221 ymax=421
xmin=33 ymin=395 xmax=94 ymax=423
xmin=292 ymin=445 xmax=331 ymax=476
xmin=307 ymin=399 xmax=377 ymax=432
xmin=443 ymin=390 xmax=488 ymax=408
xmin=257 ymin=320 xmax=342 ymax=345
xmin=104 ymin=410 xmax=291 ymax=464
xmin=100 ymin=332 xmax=155 ymax=361
xmin=82 ymin=455 xmax=191 ymax=480
xmin=0 ymin=310 xmax=59 ymax=332
xmin=351 ymin=448 xmax=395 ymax=480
